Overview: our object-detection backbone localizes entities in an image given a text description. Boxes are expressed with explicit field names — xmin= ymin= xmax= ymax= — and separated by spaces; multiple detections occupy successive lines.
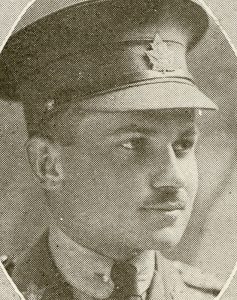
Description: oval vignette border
xmin=0 ymin=0 xmax=237 ymax=299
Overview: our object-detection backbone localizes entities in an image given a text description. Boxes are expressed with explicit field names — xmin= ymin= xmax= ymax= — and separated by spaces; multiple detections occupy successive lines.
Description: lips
xmin=141 ymin=190 xmax=187 ymax=212
xmin=141 ymin=201 xmax=186 ymax=211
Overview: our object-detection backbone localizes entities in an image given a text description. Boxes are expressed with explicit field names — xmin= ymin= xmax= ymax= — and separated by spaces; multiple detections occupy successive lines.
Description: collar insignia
xmin=45 ymin=99 xmax=55 ymax=111
xmin=22 ymin=282 xmax=46 ymax=300
xmin=145 ymin=33 xmax=175 ymax=74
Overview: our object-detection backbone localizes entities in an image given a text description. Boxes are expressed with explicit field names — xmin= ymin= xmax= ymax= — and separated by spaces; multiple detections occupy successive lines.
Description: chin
xmin=148 ymin=227 xmax=185 ymax=251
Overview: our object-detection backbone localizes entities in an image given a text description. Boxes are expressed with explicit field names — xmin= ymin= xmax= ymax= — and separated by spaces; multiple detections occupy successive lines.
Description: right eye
xmin=121 ymin=137 xmax=147 ymax=151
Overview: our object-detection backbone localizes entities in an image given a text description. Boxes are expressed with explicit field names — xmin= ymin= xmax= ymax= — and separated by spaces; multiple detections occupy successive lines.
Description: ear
xmin=26 ymin=137 xmax=64 ymax=190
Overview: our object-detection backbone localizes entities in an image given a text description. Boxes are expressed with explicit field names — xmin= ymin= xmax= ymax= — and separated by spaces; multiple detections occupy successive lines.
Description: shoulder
xmin=172 ymin=260 xmax=225 ymax=298
xmin=0 ymin=255 xmax=15 ymax=276
xmin=2 ymin=231 xmax=73 ymax=300
xmin=173 ymin=260 xmax=224 ymax=293
xmin=0 ymin=256 xmax=22 ymax=300
xmin=155 ymin=252 xmax=225 ymax=299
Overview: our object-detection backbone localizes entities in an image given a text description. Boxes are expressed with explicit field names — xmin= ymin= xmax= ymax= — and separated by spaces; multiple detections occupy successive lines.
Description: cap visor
xmin=77 ymin=81 xmax=217 ymax=111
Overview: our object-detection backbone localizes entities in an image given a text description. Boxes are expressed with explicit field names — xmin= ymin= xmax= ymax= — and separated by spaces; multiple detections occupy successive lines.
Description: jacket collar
xmin=12 ymin=229 xmax=157 ymax=299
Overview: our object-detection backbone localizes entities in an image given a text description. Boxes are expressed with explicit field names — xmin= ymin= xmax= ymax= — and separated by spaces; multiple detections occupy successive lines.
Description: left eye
xmin=172 ymin=139 xmax=195 ymax=155
xmin=121 ymin=138 xmax=147 ymax=150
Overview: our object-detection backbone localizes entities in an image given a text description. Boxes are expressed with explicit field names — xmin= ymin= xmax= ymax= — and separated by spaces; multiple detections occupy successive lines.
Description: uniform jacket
xmin=3 ymin=232 xmax=223 ymax=300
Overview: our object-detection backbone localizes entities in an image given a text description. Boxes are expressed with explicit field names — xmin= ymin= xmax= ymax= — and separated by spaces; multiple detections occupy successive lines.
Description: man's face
xmin=49 ymin=108 xmax=199 ymax=259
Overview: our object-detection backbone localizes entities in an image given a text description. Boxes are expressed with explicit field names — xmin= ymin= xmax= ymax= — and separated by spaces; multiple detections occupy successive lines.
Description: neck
xmin=48 ymin=214 xmax=142 ymax=260
xmin=49 ymin=225 xmax=114 ymax=298
xmin=49 ymin=226 xmax=156 ymax=299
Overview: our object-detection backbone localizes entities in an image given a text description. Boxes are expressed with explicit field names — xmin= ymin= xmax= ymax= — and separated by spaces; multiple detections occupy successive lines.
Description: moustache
xmin=141 ymin=187 xmax=188 ymax=211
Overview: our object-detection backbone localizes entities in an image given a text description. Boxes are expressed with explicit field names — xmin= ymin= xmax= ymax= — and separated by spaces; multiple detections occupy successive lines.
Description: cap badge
xmin=145 ymin=33 xmax=175 ymax=74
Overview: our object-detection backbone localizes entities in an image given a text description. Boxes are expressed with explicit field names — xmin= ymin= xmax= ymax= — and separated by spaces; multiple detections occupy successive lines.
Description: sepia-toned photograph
xmin=0 ymin=0 xmax=237 ymax=299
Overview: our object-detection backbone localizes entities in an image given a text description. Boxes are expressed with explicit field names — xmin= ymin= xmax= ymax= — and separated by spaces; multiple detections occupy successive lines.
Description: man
xmin=0 ymin=0 xmax=225 ymax=299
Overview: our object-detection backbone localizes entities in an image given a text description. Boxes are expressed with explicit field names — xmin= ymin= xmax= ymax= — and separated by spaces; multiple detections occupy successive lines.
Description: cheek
xmin=180 ymin=154 xmax=199 ymax=198
xmin=62 ymin=148 xmax=141 ymax=206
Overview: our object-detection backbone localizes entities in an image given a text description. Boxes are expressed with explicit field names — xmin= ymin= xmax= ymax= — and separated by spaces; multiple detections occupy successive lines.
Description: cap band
xmin=17 ymin=37 xmax=192 ymax=98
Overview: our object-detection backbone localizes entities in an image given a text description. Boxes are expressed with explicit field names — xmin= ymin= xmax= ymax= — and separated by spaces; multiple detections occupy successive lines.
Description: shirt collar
xmin=49 ymin=226 xmax=155 ymax=299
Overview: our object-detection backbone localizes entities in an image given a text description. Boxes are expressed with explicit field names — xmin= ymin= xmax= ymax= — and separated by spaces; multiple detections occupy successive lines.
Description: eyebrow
xmin=111 ymin=124 xmax=199 ymax=136
xmin=112 ymin=124 xmax=157 ymax=135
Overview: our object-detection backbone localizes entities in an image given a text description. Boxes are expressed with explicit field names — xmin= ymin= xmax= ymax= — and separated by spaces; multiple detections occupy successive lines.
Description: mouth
xmin=141 ymin=202 xmax=186 ymax=212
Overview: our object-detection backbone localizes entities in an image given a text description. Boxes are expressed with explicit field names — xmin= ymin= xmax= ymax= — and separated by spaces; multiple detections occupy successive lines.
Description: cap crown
xmin=0 ymin=0 xmax=208 ymax=100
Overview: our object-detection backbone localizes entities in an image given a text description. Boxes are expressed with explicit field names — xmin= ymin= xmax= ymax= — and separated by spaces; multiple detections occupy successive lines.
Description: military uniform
xmin=1 ymin=231 xmax=223 ymax=300
xmin=0 ymin=0 xmax=227 ymax=299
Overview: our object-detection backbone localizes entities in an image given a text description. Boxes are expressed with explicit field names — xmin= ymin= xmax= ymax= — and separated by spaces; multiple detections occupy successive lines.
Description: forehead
xmin=64 ymin=107 xmax=196 ymax=132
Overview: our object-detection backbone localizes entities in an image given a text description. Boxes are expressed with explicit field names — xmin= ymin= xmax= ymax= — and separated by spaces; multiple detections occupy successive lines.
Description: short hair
xmin=35 ymin=103 xmax=86 ymax=146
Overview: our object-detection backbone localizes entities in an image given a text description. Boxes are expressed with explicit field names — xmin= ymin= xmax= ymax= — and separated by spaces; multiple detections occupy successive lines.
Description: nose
xmin=149 ymin=145 xmax=185 ymax=190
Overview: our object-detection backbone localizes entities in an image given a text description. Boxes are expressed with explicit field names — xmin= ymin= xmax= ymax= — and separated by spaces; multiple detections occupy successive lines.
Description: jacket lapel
xmin=146 ymin=270 xmax=167 ymax=300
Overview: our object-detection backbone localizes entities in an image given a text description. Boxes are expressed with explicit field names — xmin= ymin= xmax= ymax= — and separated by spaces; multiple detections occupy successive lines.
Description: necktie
xmin=110 ymin=262 xmax=143 ymax=300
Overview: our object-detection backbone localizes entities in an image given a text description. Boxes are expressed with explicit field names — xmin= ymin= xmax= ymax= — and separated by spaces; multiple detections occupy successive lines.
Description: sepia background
xmin=0 ymin=0 xmax=237 ymax=298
